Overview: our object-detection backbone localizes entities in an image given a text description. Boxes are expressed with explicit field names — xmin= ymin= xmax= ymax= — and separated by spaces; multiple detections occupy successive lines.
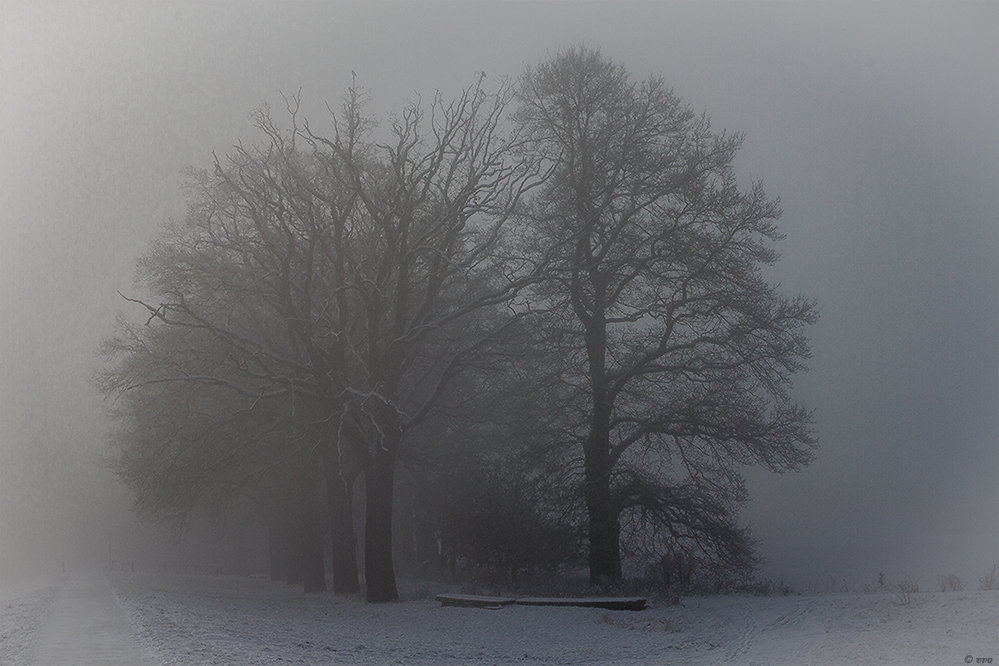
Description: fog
xmin=1 ymin=1 xmax=996 ymax=592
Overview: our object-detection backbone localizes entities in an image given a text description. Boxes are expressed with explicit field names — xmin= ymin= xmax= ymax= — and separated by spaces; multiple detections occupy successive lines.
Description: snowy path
xmin=29 ymin=573 xmax=150 ymax=666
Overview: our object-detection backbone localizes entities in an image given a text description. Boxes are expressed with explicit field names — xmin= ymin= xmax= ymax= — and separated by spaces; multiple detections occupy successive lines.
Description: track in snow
xmin=29 ymin=573 xmax=151 ymax=666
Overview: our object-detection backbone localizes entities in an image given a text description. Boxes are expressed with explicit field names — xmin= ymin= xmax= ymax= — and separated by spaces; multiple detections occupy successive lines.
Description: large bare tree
xmin=296 ymin=81 xmax=542 ymax=601
xmin=515 ymin=47 xmax=817 ymax=586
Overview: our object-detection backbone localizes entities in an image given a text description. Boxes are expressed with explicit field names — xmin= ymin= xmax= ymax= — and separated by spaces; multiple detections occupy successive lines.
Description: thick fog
xmin=1 ymin=1 xmax=996 ymax=591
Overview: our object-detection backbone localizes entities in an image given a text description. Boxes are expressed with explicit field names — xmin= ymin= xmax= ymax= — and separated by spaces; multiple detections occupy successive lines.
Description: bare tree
xmin=293 ymin=81 xmax=542 ymax=601
xmin=99 ymin=128 xmax=356 ymax=593
xmin=105 ymin=78 xmax=541 ymax=602
xmin=98 ymin=316 xmax=334 ymax=593
xmin=515 ymin=47 xmax=817 ymax=586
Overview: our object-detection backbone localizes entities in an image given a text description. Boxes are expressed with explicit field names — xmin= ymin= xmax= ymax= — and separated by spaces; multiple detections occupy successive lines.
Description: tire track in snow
xmin=721 ymin=601 xmax=759 ymax=663
xmin=770 ymin=598 xmax=818 ymax=629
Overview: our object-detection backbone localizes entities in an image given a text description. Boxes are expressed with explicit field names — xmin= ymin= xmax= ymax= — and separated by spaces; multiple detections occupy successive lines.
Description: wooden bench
xmin=435 ymin=593 xmax=517 ymax=609
xmin=436 ymin=593 xmax=646 ymax=611
xmin=516 ymin=597 xmax=647 ymax=611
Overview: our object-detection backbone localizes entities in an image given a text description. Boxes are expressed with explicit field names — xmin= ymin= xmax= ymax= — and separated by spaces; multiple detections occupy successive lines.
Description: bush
xmin=938 ymin=573 xmax=965 ymax=592
xmin=980 ymin=562 xmax=999 ymax=591
xmin=439 ymin=459 xmax=583 ymax=584
xmin=638 ymin=549 xmax=761 ymax=601
xmin=743 ymin=578 xmax=793 ymax=597
xmin=894 ymin=576 xmax=919 ymax=605
xmin=643 ymin=551 xmax=694 ymax=601
xmin=863 ymin=571 xmax=890 ymax=594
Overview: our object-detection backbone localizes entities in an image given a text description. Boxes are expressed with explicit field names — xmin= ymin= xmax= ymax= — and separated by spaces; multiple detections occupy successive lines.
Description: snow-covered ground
xmin=0 ymin=575 xmax=63 ymax=666
xmin=4 ymin=571 xmax=997 ymax=665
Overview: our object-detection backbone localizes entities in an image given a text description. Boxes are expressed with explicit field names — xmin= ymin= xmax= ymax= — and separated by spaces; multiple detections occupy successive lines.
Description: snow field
xmin=106 ymin=572 xmax=998 ymax=665
xmin=0 ymin=577 xmax=61 ymax=666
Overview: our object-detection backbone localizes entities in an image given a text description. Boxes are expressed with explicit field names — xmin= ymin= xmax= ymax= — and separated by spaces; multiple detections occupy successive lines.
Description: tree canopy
xmin=514 ymin=47 xmax=816 ymax=585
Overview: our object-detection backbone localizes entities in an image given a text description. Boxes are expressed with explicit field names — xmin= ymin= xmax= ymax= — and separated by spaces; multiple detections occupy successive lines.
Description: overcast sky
xmin=2 ymin=1 xmax=996 ymax=588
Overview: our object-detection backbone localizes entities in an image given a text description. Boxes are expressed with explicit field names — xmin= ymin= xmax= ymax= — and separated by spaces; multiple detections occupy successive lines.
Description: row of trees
xmin=98 ymin=48 xmax=816 ymax=602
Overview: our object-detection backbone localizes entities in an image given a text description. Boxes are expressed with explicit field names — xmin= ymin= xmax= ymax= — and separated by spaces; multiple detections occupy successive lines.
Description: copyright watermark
xmin=966 ymin=657 xmax=994 ymax=664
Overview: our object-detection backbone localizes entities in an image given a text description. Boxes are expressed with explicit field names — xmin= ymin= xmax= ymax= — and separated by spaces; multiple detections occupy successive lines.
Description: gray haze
xmin=2 ymin=1 xmax=996 ymax=590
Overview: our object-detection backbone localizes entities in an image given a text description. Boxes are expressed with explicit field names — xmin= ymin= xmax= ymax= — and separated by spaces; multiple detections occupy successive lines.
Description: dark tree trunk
xmin=230 ymin=516 xmax=248 ymax=577
xmin=268 ymin=522 xmax=286 ymax=581
xmin=285 ymin=501 xmax=303 ymax=586
xmin=322 ymin=442 xmax=360 ymax=594
xmin=298 ymin=471 xmax=327 ymax=593
xmin=584 ymin=467 xmax=622 ymax=586
xmin=412 ymin=470 xmax=439 ymax=572
xmin=584 ymin=413 xmax=622 ymax=586
xmin=447 ymin=537 xmax=457 ymax=579
xmin=582 ymin=313 xmax=623 ymax=586
xmin=364 ymin=449 xmax=399 ymax=602
xmin=394 ymin=468 xmax=417 ymax=568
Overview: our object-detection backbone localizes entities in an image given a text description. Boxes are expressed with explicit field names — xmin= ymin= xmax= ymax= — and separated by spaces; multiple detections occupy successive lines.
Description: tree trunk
xmin=230 ymin=515 xmax=248 ymax=577
xmin=322 ymin=442 xmax=361 ymax=594
xmin=412 ymin=469 xmax=438 ymax=573
xmin=584 ymin=407 xmax=622 ymax=586
xmin=583 ymin=314 xmax=623 ymax=586
xmin=584 ymin=467 xmax=622 ymax=586
xmin=298 ymin=471 xmax=327 ymax=593
xmin=364 ymin=450 xmax=399 ymax=602
xmin=394 ymin=467 xmax=417 ymax=568
xmin=285 ymin=508 xmax=303 ymax=586
xmin=268 ymin=521 xmax=286 ymax=581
